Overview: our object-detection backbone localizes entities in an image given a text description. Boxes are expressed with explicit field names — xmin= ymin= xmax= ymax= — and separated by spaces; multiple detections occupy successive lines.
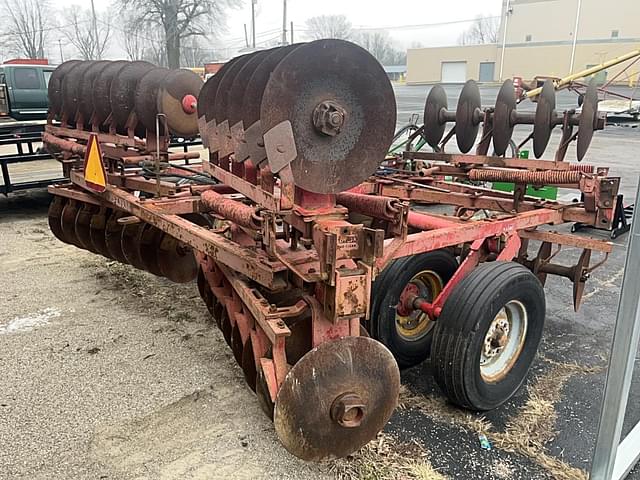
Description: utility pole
xmin=90 ymin=0 xmax=99 ymax=59
xmin=290 ymin=21 xmax=294 ymax=44
xmin=244 ymin=24 xmax=249 ymax=48
xmin=569 ymin=0 xmax=583 ymax=74
xmin=58 ymin=39 xmax=64 ymax=63
xmin=251 ymin=0 xmax=256 ymax=49
xmin=282 ymin=0 xmax=287 ymax=45
xmin=499 ymin=0 xmax=511 ymax=81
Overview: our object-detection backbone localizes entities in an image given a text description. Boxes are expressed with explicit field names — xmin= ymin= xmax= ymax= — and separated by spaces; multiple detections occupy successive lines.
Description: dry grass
xmin=399 ymin=385 xmax=492 ymax=435
xmin=329 ymin=433 xmax=448 ymax=480
xmin=400 ymin=359 xmax=601 ymax=480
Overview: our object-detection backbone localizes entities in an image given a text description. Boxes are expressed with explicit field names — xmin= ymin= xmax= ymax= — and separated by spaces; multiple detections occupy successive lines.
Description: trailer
xmin=44 ymin=41 xmax=618 ymax=461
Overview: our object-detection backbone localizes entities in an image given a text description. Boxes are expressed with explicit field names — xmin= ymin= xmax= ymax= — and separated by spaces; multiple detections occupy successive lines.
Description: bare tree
xmin=122 ymin=19 xmax=168 ymax=66
xmin=122 ymin=20 xmax=146 ymax=61
xmin=305 ymin=15 xmax=352 ymax=40
xmin=59 ymin=7 xmax=112 ymax=60
xmin=3 ymin=0 xmax=51 ymax=58
xmin=458 ymin=15 xmax=499 ymax=45
xmin=181 ymin=37 xmax=211 ymax=67
xmin=119 ymin=0 xmax=240 ymax=69
xmin=355 ymin=31 xmax=406 ymax=66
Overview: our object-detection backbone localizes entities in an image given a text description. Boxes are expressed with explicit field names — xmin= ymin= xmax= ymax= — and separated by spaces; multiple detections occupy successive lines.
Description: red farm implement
xmin=44 ymin=40 xmax=617 ymax=461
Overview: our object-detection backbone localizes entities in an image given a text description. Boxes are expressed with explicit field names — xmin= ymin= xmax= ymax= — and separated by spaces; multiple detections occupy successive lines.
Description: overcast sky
xmin=49 ymin=0 xmax=502 ymax=61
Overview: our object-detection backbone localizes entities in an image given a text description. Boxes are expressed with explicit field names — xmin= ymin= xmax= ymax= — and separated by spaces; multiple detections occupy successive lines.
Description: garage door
xmin=441 ymin=62 xmax=467 ymax=83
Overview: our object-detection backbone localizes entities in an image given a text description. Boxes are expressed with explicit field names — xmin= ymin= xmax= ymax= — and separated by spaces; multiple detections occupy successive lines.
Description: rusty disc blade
xmin=274 ymin=336 xmax=400 ymax=461
xmin=242 ymin=45 xmax=301 ymax=127
xmin=78 ymin=60 xmax=111 ymax=127
xmin=231 ymin=323 xmax=244 ymax=364
xmin=105 ymin=211 xmax=129 ymax=264
xmin=455 ymin=79 xmax=481 ymax=153
xmin=61 ymin=200 xmax=83 ymax=248
xmin=203 ymin=285 xmax=218 ymax=321
xmin=89 ymin=207 xmax=112 ymax=258
xmin=493 ymin=80 xmax=517 ymax=156
xmin=156 ymin=233 xmax=197 ymax=283
xmin=48 ymin=195 xmax=68 ymax=243
xmin=533 ymin=241 xmax=552 ymax=286
xmin=285 ymin=316 xmax=312 ymax=365
xmin=256 ymin=361 xmax=275 ymax=419
xmin=220 ymin=307 xmax=232 ymax=346
xmin=212 ymin=301 xmax=224 ymax=329
xmin=48 ymin=60 xmax=82 ymax=119
xmin=197 ymin=268 xmax=220 ymax=322
xmin=121 ymin=222 xmax=147 ymax=270
xmin=573 ymin=249 xmax=591 ymax=311
xmin=533 ymin=79 xmax=556 ymax=158
xmin=157 ymin=69 xmax=203 ymax=137
xmin=93 ymin=60 xmax=129 ymax=129
xmin=134 ymin=67 xmax=171 ymax=134
xmin=423 ymin=84 xmax=448 ymax=149
xmin=227 ymin=49 xmax=274 ymax=126
xmin=138 ymin=224 xmax=164 ymax=276
xmin=197 ymin=267 xmax=207 ymax=298
xmin=75 ymin=203 xmax=99 ymax=252
xmin=242 ymin=335 xmax=257 ymax=392
xmin=212 ymin=53 xmax=255 ymax=124
xmin=261 ymin=39 xmax=397 ymax=194
xmin=577 ymin=78 xmax=599 ymax=162
xmin=62 ymin=61 xmax=95 ymax=123
xmin=200 ymin=56 xmax=242 ymax=122
xmin=109 ymin=61 xmax=155 ymax=134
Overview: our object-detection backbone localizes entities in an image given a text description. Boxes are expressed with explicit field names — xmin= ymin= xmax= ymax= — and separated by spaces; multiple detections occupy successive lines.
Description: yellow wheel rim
xmin=395 ymin=270 xmax=444 ymax=340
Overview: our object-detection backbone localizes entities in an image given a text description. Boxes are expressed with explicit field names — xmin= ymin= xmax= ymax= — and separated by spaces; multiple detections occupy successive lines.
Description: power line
xmin=352 ymin=16 xmax=501 ymax=31
xmin=0 ymin=19 xmax=93 ymax=38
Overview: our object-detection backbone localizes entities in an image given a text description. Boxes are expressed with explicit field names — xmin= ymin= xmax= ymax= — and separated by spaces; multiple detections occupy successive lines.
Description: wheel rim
xmin=395 ymin=270 xmax=443 ymax=340
xmin=480 ymin=300 xmax=528 ymax=383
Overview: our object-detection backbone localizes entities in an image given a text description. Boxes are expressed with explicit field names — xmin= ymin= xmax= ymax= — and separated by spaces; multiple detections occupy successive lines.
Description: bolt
xmin=330 ymin=393 xmax=366 ymax=428
xmin=312 ymin=100 xmax=347 ymax=137
xmin=329 ymin=111 xmax=343 ymax=127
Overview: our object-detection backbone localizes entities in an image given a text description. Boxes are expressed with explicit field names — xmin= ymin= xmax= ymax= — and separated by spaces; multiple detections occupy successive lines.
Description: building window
xmin=525 ymin=34 xmax=532 ymax=42
xmin=611 ymin=30 xmax=619 ymax=38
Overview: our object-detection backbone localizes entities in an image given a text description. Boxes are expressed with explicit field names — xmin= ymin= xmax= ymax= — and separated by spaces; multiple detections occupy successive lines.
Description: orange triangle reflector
xmin=83 ymin=133 xmax=107 ymax=192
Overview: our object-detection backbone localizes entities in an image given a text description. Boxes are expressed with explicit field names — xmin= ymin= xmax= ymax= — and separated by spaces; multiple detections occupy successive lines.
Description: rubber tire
xmin=370 ymin=250 xmax=458 ymax=368
xmin=431 ymin=261 xmax=546 ymax=411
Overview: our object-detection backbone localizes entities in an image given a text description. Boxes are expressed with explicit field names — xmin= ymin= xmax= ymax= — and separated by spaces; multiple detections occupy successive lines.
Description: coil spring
xmin=336 ymin=192 xmax=400 ymax=220
xmin=468 ymin=169 xmax=583 ymax=185
xmin=569 ymin=164 xmax=595 ymax=173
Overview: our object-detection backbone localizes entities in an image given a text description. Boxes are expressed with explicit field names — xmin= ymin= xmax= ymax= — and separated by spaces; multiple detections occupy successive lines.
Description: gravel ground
xmin=0 ymin=191 xmax=330 ymax=480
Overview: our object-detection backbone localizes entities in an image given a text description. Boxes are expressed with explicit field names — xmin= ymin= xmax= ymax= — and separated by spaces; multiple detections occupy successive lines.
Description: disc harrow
xmin=48 ymin=196 xmax=197 ymax=283
xmin=422 ymin=77 xmax=604 ymax=160
xmin=48 ymin=59 xmax=203 ymax=138
xmin=45 ymin=40 xmax=620 ymax=462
